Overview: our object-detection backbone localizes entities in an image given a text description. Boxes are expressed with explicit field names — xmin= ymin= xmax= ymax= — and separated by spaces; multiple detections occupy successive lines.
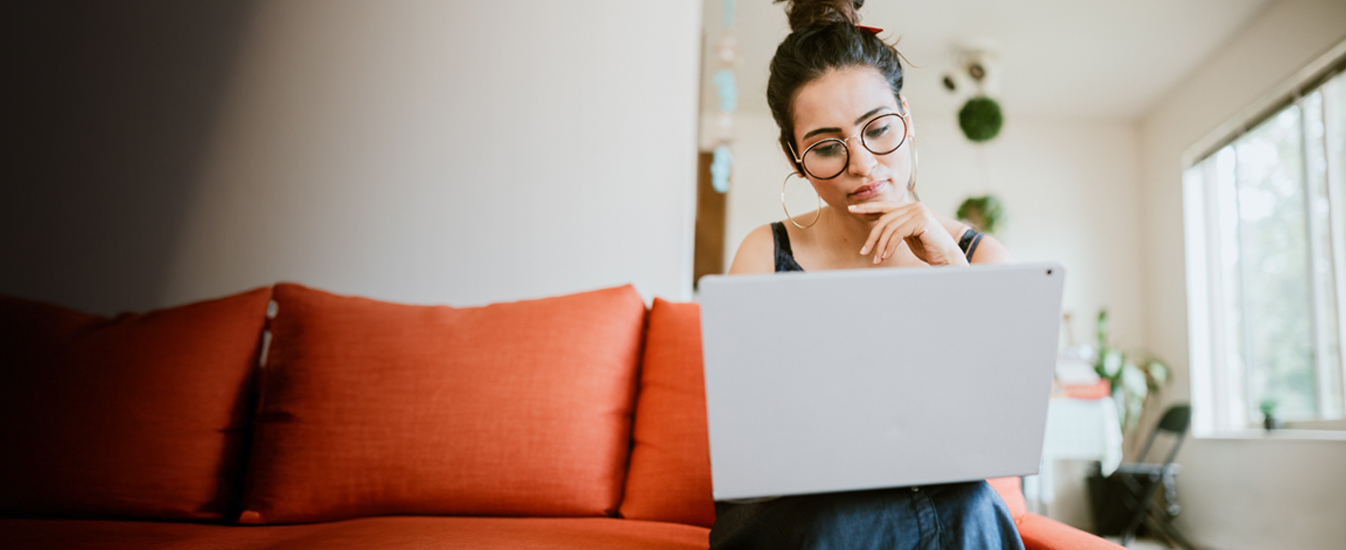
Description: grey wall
xmin=2 ymin=2 xmax=258 ymax=314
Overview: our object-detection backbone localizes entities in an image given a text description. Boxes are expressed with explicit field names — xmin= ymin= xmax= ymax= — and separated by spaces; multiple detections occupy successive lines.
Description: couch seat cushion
xmin=0 ymin=288 xmax=272 ymax=521
xmin=0 ymin=517 xmax=710 ymax=550
xmin=241 ymin=284 xmax=647 ymax=524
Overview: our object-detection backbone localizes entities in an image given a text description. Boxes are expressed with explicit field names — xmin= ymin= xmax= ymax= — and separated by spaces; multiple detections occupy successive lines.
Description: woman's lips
xmin=849 ymin=180 xmax=887 ymax=200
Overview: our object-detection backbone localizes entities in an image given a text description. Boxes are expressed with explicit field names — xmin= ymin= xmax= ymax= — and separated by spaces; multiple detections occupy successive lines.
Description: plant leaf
xmin=1148 ymin=360 xmax=1169 ymax=385
xmin=1096 ymin=310 xmax=1109 ymax=349
xmin=1102 ymin=349 xmax=1124 ymax=378
xmin=1122 ymin=363 xmax=1148 ymax=399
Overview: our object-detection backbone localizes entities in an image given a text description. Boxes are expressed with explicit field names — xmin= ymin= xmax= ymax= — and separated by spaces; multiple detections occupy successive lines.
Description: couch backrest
xmin=622 ymin=299 xmax=1028 ymax=527
xmin=238 ymin=283 xmax=647 ymax=525
xmin=1 ymin=286 xmax=1026 ymax=527
xmin=620 ymin=298 xmax=716 ymax=527
xmin=0 ymin=288 xmax=272 ymax=521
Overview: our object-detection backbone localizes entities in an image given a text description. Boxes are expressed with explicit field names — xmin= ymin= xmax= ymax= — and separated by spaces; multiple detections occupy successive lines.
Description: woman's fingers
xmin=847 ymin=201 xmax=899 ymax=215
xmin=871 ymin=215 xmax=907 ymax=263
xmin=869 ymin=209 xmax=919 ymax=262
xmin=878 ymin=216 xmax=923 ymax=263
xmin=856 ymin=202 xmax=911 ymax=255
xmin=861 ymin=214 xmax=898 ymax=256
xmin=884 ymin=222 xmax=917 ymax=260
xmin=860 ymin=223 xmax=883 ymax=256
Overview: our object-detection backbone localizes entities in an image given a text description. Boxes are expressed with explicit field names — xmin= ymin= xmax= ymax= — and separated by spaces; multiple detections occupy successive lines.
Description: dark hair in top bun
xmin=781 ymin=0 xmax=861 ymax=31
xmin=768 ymin=0 xmax=905 ymax=173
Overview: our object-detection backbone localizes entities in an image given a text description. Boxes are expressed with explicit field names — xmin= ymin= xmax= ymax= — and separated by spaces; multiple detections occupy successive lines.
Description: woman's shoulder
xmin=967 ymin=232 xmax=1013 ymax=264
xmin=728 ymin=223 xmax=781 ymax=274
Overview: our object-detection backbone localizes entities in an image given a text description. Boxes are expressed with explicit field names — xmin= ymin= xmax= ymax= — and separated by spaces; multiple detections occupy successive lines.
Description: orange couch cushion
xmin=0 ymin=288 xmax=272 ymax=521
xmin=0 ymin=516 xmax=711 ymax=550
xmin=240 ymin=284 xmax=647 ymax=524
xmin=620 ymin=299 xmax=716 ymax=527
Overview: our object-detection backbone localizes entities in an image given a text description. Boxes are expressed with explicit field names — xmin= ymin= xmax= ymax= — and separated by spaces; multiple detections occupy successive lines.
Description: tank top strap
xmin=770 ymin=221 xmax=805 ymax=272
xmin=958 ymin=227 xmax=985 ymax=263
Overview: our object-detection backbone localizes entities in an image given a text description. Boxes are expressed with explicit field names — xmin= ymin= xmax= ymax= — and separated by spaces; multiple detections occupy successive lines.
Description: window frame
xmin=1183 ymin=39 xmax=1346 ymax=438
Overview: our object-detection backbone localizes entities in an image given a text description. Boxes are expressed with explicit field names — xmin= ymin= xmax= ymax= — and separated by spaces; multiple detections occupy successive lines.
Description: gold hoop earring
xmin=906 ymin=136 xmax=919 ymax=194
xmin=781 ymin=171 xmax=822 ymax=229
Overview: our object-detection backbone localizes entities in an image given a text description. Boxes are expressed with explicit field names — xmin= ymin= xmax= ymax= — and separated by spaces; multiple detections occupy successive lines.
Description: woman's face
xmin=790 ymin=66 xmax=914 ymax=210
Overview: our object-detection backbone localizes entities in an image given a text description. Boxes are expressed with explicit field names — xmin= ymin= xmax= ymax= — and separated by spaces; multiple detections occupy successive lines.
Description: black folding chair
xmin=1111 ymin=404 xmax=1198 ymax=549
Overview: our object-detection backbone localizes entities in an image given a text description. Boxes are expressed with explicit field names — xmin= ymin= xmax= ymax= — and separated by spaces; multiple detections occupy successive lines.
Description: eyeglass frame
xmin=787 ymin=110 xmax=910 ymax=180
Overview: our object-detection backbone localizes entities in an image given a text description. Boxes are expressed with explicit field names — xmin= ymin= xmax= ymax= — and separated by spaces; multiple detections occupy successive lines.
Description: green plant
xmin=955 ymin=195 xmax=1004 ymax=234
xmin=1258 ymin=398 xmax=1278 ymax=417
xmin=958 ymin=96 xmax=1003 ymax=142
xmin=1094 ymin=310 xmax=1171 ymax=433
xmin=1259 ymin=398 xmax=1281 ymax=430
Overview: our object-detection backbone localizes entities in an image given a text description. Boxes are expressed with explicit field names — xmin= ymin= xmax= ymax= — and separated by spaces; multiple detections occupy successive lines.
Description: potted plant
xmin=959 ymin=96 xmax=1003 ymax=142
xmin=1260 ymin=399 xmax=1282 ymax=431
xmin=956 ymin=195 xmax=1004 ymax=234
xmin=1093 ymin=310 xmax=1171 ymax=434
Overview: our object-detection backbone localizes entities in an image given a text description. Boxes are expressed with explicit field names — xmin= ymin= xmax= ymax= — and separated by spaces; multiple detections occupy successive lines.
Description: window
xmin=1184 ymin=57 xmax=1346 ymax=433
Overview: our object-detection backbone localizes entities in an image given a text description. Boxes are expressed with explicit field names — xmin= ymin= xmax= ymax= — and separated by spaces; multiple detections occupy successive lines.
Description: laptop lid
xmin=698 ymin=262 xmax=1065 ymax=501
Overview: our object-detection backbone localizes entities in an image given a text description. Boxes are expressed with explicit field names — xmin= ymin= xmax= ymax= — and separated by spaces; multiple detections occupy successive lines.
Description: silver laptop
xmin=698 ymin=262 xmax=1065 ymax=501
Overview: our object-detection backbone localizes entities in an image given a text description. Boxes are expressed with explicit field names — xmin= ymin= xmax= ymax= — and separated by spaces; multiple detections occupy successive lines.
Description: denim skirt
xmin=708 ymin=480 xmax=1025 ymax=550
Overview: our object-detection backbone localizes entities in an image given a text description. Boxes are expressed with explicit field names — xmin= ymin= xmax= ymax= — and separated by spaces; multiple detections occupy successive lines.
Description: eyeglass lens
xmin=801 ymin=113 xmax=907 ymax=180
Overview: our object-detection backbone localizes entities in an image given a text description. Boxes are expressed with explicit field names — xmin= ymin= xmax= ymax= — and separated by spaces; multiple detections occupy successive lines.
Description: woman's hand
xmin=849 ymin=201 xmax=968 ymax=266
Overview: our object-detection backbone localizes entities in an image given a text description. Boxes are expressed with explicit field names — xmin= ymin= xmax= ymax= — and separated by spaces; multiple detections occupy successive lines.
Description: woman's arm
xmin=727 ymin=224 xmax=777 ymax=275
xmin=967 ymin=233 xmax=1013 ymax=264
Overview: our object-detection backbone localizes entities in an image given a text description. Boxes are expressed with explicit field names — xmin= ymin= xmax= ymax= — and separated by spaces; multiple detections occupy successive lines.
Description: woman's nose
xmin=846 ymin=138 xmax=877 ymax=176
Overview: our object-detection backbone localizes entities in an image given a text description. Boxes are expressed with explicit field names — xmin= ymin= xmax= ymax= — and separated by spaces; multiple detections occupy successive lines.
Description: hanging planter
xmin=955 ymin=194 xmax=1004 ymax=234
xmin=959 ymin=96 xmax=1003 ymax=142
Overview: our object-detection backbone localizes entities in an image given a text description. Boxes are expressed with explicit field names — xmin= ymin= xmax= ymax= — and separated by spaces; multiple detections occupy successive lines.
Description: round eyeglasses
xmin=790 ymin=112 xmax=909 ymax=180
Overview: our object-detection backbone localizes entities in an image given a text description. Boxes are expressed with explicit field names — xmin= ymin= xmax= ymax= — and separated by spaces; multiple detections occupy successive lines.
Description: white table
xmin=1023 ymin=396 xmax=1124 ymax=514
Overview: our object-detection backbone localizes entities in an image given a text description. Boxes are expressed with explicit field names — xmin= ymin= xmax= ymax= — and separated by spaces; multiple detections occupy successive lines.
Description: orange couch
xmin=0 ymin=284 xmax=1121 ymax=549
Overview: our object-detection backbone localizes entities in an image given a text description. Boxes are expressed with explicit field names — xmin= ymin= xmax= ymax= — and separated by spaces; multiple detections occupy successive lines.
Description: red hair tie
xmin=856 ymin=25 xmax=883 ymax=34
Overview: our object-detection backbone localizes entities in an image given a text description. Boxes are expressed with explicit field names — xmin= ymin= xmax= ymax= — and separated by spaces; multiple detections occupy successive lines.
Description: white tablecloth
xmin=1022 ymin=396 xmax=1124 ymax=511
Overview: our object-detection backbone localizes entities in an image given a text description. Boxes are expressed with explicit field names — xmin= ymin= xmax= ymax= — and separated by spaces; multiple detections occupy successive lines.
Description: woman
xmin=712 ymin=1 xmax=1022 ymax=548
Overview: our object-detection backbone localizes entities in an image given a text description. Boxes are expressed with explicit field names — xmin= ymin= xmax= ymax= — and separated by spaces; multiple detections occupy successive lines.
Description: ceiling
xmin=704 ymin=0 xmax=1273 ymax=120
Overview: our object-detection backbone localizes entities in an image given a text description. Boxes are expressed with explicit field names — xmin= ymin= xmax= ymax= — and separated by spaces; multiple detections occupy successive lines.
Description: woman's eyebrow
xmin=800 ymin=106 xmax=894 ymax=141
xmin=853 ymin=106 xmax=889 ymax=125
xmin=801 ymin=126 xmax=842 ymax=141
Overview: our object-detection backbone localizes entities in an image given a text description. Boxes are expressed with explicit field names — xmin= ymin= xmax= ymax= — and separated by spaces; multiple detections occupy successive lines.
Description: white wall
xmin=1138 ymin=0 xmax=1346 ymax=548
xmin=1 ymin=0 xmax=702 ymax=313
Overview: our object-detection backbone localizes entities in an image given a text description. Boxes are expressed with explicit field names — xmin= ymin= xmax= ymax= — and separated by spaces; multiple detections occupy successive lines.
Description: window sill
xmin=1196 ymin=428 xmax=1346 ymax=441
